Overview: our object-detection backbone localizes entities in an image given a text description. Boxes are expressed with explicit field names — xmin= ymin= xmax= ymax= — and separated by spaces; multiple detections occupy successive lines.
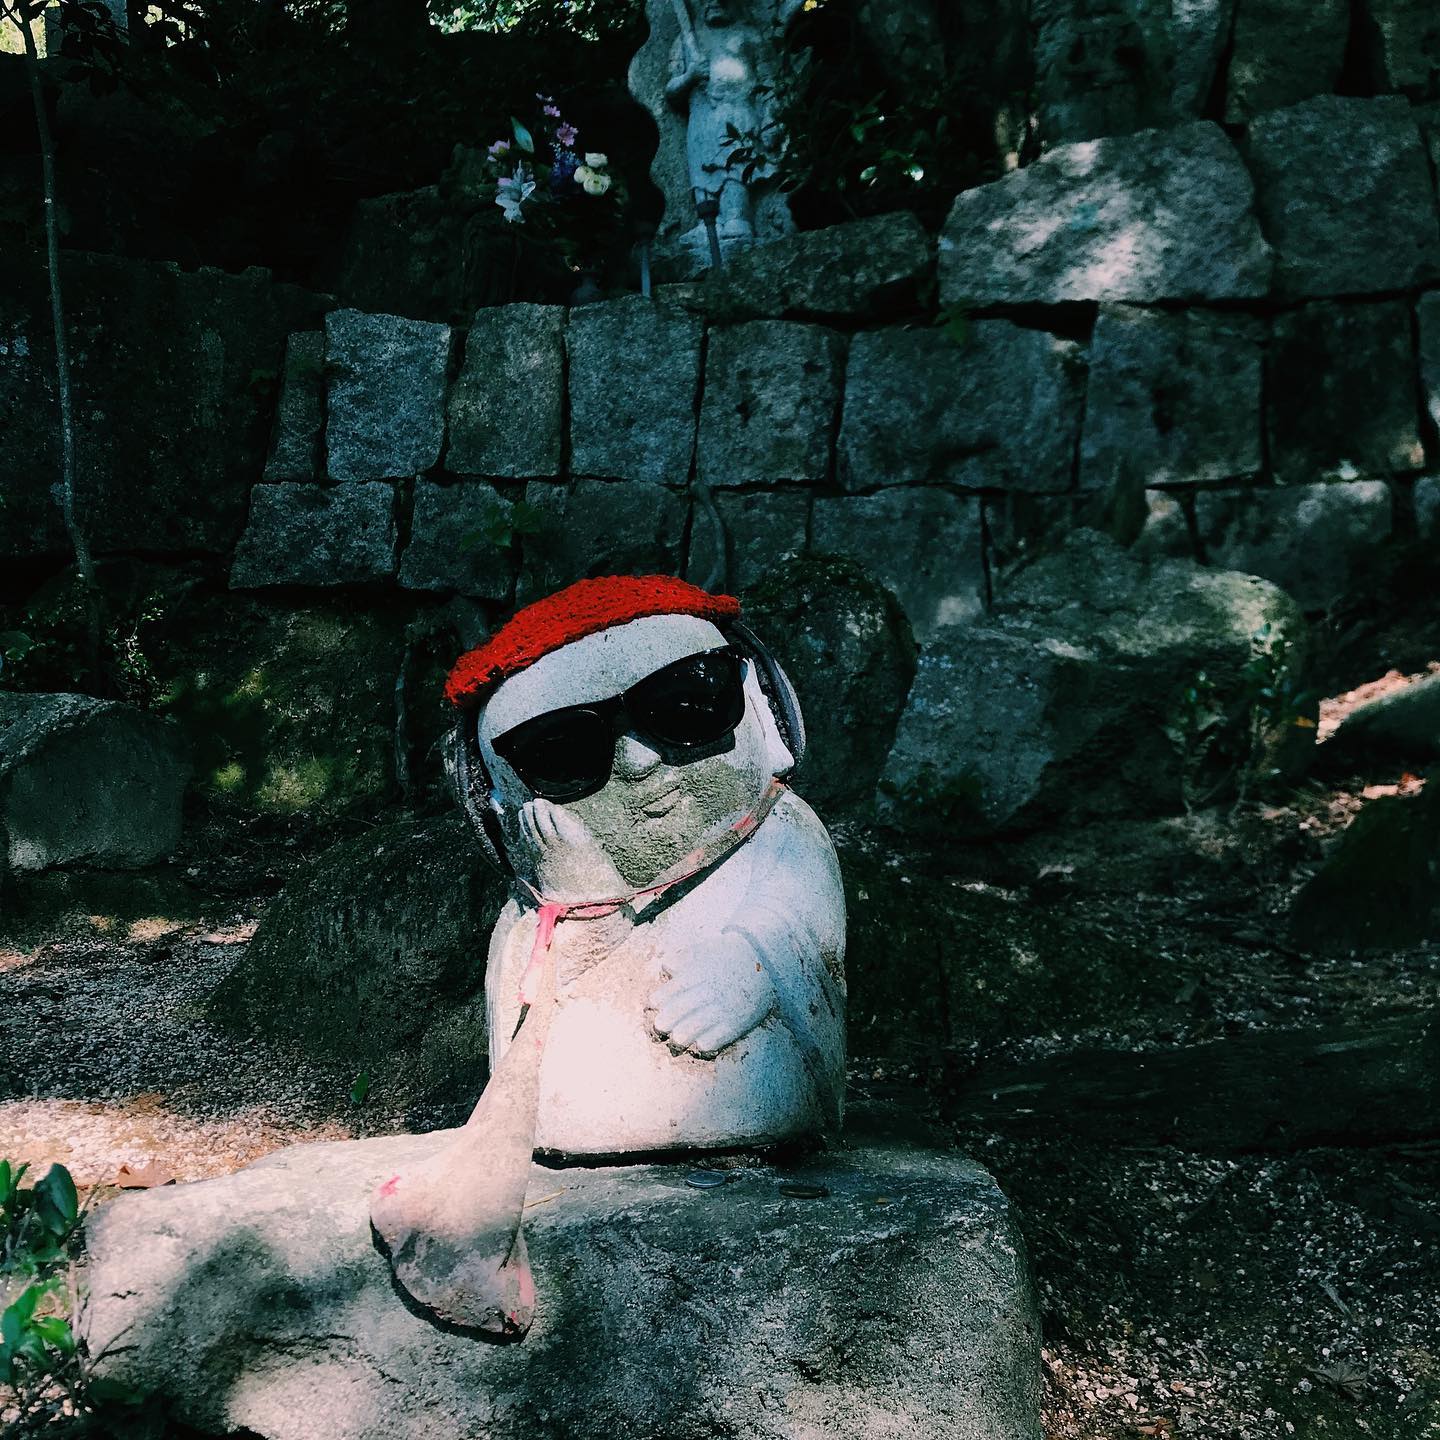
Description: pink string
xmin=516 ymin=779 xmax=786 ymax=1006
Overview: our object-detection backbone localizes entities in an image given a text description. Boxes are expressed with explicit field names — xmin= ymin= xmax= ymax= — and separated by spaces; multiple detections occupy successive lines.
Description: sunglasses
xmin=489 ymin=647 xmax=748 ymax=802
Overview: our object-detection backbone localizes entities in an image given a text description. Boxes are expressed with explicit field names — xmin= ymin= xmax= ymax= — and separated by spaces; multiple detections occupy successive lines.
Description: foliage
xmin=0 ymin=566 xmax=175 ymax=707
xmin=0 ymin=0 xmax=649 ymax=295
xmin=741 ymin=0 xmax=1020 ymax=231
xmin=1 ymin=1161 xmax=81 ymax=1424
xmin=1 ymin=1160 xmax=166 ymax=1436
xmin=460 ymin=498 xmax=544 ymax=552
xmin=432 ymin=0 xmax=640 ymax=39
xmin=1165 ymin=623 xmax=1318 ymax=813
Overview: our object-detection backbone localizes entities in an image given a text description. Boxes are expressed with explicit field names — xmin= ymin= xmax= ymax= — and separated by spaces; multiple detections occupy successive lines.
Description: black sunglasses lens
xmin=630 ymin=650 xmax=745 ymax=748
xmin=493 ymin=708 xmax=613 ymax=800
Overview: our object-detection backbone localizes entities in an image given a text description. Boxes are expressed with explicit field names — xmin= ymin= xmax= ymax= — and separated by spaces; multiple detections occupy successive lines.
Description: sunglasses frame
xmin=488 ymin=646 xmax=749 ymax=803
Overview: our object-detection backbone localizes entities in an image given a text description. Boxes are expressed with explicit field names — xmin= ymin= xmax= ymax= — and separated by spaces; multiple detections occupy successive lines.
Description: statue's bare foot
xmin=649 ymin=938 xmax=775 ymax=1057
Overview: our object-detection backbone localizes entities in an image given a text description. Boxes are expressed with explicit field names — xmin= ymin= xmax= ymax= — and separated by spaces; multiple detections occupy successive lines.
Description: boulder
xmin=1421 ymin=292 xmax=1440 ymax=437
xmin=516 ymin=480 xmax=686 ymax=606
xmin=1223 ymin=0 xmax=1348 ymax=120
xmin=399 ymin=480 xmax=514 ymax=599
xmin=742 ymin=555 xmax=918 ymax=816
xmin=154 ymin=596 xmax=405 ymax=818
xmin=448 ymin=304 xmax=565 ymax=479
xmin=82 ymin=1134 xmax=1041 ymax=1440
xmin=878 ymin=530 xmax=1309 ymax=833
xmin=333 ymin=186 xmax=485 ymax=324
xmin=0 ymin=253 xmax=323 ymax=561
xmin=1290 ymin=787 xmax=1440 ymax=952
xmin=686 ymin=490 xmax=810 ymax=592
xmin=811 ymin=489 xmax=986 ymax=639
xmin=839 ymin=322 xmax=1083 ymax=493
xmin=659 ymin=212 xmax=934 ymax=323
xmin=1032 ymin=0 xmax=1235 ymax=144
xmin=1362 ymin=0 xmax=1440 ymax=97
xmin=264 ymin=331 xmax=325 ymax=483
xmin=209 ymin=814 xmax=506 ymax=1110
xmin=324 ymin=311 xmax=451 ymax=482
xmin=1131 ymin=488 xmax=1195 ymax=558
xmin=698 ymin=321 xmax=845 ymax=486
xmin=1246 ymin=97 xmax=1440 ymax=299
xmin=1079 ymin=306 xmax=1263 ymax=489
xmin=1324 ymin=672 xmax=1440 ymax=766
xmin=0 ymin=693 xmax=188 ymax=873
xmin=1417 ymin=476 xmax=1440 ymax=540
xmin=567 ymin=297 xmax=702 ymax=484
xmin=939 ymin=122 xmax=1272 ymax=306
xmin=230 ymin=482 xmax=399 ymax=589
xmin=1194 ymin=481 xmax=1393 ymax=613
xmin=1267 ymin=301 xmax=1425 ymax=483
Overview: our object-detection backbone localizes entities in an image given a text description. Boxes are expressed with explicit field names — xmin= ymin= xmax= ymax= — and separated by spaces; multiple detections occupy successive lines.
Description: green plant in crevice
xmin=1165 ymin=623 xmax=1317 ymax=814
xmin=1 ymin=1160 xmax=81 ymax=1423
xmin=1 ymin=1159 xmax=163 ymax=1435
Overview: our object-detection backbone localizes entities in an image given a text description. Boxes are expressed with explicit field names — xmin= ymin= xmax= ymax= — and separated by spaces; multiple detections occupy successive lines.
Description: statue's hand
xmin=518 ymin=799 xmax=625 ymax=905
xmin=648 ymin=935 xmax=775 ymax=1058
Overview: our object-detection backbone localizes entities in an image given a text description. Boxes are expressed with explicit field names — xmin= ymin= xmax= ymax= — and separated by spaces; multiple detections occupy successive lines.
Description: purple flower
xmin=544 ymin=104 xmax=562 ymax=119
xmin=556 ymin=122 xmax=578 ymax=147
xmin=487 ymin=139 xmax=511 ymax=159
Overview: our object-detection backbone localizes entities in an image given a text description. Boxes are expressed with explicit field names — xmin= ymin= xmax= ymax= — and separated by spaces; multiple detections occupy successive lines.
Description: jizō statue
xmin=629 ymin=0 xmax=804 ymax=262
xmin=371 ymin=576 xmax=846 ymax=1339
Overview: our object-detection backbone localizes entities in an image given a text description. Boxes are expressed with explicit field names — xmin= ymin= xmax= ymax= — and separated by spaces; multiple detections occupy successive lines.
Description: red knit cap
xmin=445 ymin=575 xmax=741 ymax=710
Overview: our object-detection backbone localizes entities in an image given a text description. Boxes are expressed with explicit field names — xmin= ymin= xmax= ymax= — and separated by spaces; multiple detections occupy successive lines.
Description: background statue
xmin=630 ymin=0 xmax=805 ymax=269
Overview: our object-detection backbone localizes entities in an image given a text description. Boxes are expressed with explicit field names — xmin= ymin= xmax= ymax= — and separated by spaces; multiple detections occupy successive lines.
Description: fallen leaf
xmin=1315 ymin=1358 xmax=1368 ymax=1400
xmin=114 ymin=1161 xmax=176 ymax=1190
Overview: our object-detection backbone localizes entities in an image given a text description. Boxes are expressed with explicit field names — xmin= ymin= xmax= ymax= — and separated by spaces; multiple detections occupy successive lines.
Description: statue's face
xmin=479 ymin=615 xmax=792 ymax=890
xmin=703 ymin=0 xmax=735 ymax=25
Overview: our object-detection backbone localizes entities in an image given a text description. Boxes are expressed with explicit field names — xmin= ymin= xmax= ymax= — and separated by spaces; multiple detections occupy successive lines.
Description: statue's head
xmin=446 ymin=576 xmax=803 ymax=893
xmin=701 ymin=0 xmax=736 ymax=26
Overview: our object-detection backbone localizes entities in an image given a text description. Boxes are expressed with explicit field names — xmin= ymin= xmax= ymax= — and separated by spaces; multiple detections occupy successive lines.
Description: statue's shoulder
xmin=764 ymin=788 xmax=838 ymax=857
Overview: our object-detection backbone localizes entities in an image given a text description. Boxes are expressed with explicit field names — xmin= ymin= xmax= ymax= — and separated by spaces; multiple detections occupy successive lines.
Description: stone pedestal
xmin=82 ymin=1133 xmax=1041 ymax=1440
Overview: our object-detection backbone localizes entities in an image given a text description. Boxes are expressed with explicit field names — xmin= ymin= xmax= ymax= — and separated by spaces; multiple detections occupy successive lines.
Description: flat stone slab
xmin=230 ymin=482 xmax=398 ymax=588
xmin=82 ymin=1134 xmax=1040 ymax=1440
xmin=939 ymin=121 xmax=1271 ymax=306
xmin=1246 ymin=96 xmax=1440 ymax=300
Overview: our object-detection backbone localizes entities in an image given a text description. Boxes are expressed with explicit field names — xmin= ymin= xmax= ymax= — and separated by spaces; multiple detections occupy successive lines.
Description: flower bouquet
xmin=448 ymin=94 xmax=628 ymax=299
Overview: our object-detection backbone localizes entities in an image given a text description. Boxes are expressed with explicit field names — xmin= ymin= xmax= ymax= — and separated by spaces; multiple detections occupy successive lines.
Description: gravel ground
xmin=1 ymin=790 xmax=1437 ymax=1439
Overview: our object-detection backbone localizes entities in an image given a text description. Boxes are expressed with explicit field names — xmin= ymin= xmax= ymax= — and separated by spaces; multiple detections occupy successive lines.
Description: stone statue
xmin=371 ymin=576 xmax=846 ymax=1339
xmin=629 ymin=0 xmax=805 ymax=268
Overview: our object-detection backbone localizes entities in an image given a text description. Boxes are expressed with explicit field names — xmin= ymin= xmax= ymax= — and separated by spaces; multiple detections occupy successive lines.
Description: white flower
xmin=583 ymin=152 xmax=609 ymax=169
xmin=581 ymin=170 xmax=612 ymax=196
xmin=495 ymin=169 xmax=536 ymax=223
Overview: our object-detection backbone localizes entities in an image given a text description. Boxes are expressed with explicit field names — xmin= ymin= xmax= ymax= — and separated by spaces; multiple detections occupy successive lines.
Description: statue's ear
xmin=445 ymin=718 xmax=513 ymax=876
xmin=729 ymin=620 xmax=806 ymax=775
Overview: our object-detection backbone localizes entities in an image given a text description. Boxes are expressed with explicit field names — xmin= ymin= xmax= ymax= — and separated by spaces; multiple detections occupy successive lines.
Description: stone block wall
xmin=4 ymin=46 xmax=1439 ymax=830
xmin=233 ymin=88 xmax=1440 ymax=637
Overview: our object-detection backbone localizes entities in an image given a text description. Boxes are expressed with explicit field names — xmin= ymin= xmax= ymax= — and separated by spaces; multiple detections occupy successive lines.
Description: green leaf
xmin=36 ymin=1164 xmax=78 ymax=1227
xmin=350 ymin=1071 xmax=371 ymax=1107
xmin=511 ymin=117 xmax=534 ymax=154
xmin=31 ymin=1316 xmax=76 ymax=1353
xmin=0 ymin=1159 xmax=10 ymax=1203
xmin=4 ymin=1285 xmax=43 ymax=1334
